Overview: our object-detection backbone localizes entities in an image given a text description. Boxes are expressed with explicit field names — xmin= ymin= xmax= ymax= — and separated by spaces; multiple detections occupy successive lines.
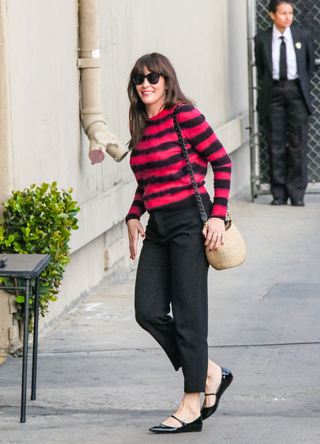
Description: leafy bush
xmin=0 ymin=182 xmax=80 ymax=323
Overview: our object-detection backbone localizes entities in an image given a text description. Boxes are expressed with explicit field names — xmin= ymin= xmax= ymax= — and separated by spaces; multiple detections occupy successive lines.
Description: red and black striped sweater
xmin=126 ymin=104 xmax=232 ymax=222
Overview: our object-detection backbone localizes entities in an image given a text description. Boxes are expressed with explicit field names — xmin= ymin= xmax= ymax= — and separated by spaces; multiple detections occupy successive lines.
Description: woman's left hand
xmin=202 ymin=217 xmax=225 ymax=251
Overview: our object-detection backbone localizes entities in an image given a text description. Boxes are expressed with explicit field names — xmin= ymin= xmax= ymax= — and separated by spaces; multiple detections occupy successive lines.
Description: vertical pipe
xmin=20 ymin=279 xmax=30 ymax=423
xmin=31 ymin=278 xmax=40 ymax=401
xmin=247 ymin=0 xmax=257 ymax=201
xmin=78 ymin=0 xmax=128 ymax=163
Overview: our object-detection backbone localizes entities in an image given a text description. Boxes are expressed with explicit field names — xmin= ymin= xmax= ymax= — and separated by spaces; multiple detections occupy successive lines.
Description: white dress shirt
xmin=272 ymin=25 xmax=298 ymax=80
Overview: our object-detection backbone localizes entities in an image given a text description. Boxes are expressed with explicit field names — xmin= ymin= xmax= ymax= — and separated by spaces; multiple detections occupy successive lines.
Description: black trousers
xmin=265 ymin=79 xmax=309 ymax=202
xmin=135 ymin=202 xmax=212 ymax=393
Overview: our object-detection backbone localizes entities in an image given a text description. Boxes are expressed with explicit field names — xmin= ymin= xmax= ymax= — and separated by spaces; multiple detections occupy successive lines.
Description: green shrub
xmin=0 ymin=182 xmax=80 ymax=324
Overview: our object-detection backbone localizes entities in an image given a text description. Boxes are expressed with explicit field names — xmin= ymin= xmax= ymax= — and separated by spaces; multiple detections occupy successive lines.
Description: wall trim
xmin=69 ymin=176 xmax=134 ymax=254
xmin=215 ymin=111 xmax=249 ymax=155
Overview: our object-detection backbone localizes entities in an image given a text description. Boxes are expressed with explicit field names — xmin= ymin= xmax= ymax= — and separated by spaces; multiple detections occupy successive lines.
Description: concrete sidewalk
xmin=0 ymin=195 xmax=320 ymax=444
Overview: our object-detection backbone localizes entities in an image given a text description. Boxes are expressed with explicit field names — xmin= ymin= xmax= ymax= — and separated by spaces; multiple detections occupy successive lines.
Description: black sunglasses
xmin=132 ymin=72 xmax=162 ymax=86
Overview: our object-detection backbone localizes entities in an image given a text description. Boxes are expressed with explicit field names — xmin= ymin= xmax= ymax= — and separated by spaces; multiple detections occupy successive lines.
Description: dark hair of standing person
xmin=269 ymin=0 xmax=293 ymax=13
xmin=127 ymin=53 xmax=195 ymax=149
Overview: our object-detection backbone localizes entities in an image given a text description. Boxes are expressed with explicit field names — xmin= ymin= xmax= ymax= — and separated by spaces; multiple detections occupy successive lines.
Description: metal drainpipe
xmin=78 ymin=0 xmax=128 ymax=164
xmin=246 ymin=0 xmax=258 ymax=201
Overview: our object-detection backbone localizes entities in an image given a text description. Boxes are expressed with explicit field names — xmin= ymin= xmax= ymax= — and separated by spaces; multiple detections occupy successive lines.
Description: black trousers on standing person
xmin=135 ymin=201 xmax=212 ymax=393
xmin=265 ymin=79 xmax=310 ymax=202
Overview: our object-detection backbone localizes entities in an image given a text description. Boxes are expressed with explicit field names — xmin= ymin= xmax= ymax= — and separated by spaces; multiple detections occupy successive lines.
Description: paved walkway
xmin=1 ymin=195 xmax=320 ymax=443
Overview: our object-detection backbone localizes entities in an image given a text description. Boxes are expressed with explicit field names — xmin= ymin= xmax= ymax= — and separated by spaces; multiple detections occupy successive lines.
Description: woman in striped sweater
xmin=126 ymin=53 xmax=233 ymax=434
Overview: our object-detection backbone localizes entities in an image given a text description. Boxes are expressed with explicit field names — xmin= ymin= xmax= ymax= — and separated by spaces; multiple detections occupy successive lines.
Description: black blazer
xmin=254 ymin=26 xmax=315 ymax=118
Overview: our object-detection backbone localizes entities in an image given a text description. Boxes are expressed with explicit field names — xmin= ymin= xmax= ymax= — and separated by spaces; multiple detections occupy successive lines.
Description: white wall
xmin=6 ymin=0 xmax=80 ymax=195
xmin=99 ymin=0 xmax=228 ymax=130
xmin=226 ymin=0 xmax=249 ymax=120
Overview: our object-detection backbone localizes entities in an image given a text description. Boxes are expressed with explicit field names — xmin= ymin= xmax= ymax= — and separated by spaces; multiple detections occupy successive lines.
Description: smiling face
xmin=135 ymin=68 xmax=166 ymax=118
xmin=270 ymin=2 xmax=293 ymax=34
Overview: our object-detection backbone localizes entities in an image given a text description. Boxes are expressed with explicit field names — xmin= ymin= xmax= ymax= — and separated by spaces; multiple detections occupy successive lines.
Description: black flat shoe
xmin=149 ymin=415 xmax=202 ymax=434
xmin=201 ymin=366 xmax=233 ymax=420
xmin=271 ymin=198 xmax=287 ymax=205
xmin=291 ymin=199 xmax=305 ymax=207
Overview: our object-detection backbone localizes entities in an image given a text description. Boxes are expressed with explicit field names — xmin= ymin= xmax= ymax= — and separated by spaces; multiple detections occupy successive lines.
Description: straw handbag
xmin=205 ymin=211 xmax=246 ymax=270
xmin=173 ymin=108 xmax=246 ymax=271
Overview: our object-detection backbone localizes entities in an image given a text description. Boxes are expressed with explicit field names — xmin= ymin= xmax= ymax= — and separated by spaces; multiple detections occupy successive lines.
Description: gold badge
xmin=295 ymin=42 xmax=302 ymax=49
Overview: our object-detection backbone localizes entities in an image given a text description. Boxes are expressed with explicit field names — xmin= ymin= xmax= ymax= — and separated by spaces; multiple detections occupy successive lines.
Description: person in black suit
xmin=255 ymin=0 xmax=315 ymax=206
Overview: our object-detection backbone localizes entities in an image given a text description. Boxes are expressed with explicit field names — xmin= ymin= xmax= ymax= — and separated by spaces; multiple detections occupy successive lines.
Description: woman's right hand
xmin=127 ymin=219 xmax=145 ymax=260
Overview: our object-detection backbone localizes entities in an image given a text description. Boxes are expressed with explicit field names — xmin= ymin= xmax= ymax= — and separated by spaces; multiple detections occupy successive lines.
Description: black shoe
xmin=291 ymin=199 xmax=305 ymax=207
xmin=201 ymin=367 xmax=233 ymax=420
xmin=149 ymin=415 xmax=202 ymax=434
xmin=271 ymin=198 xmax=287 ymax=205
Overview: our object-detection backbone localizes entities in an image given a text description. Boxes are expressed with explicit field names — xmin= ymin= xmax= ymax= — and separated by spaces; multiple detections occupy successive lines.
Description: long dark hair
xmin=127 ymin=53 xmax=195 ymax=149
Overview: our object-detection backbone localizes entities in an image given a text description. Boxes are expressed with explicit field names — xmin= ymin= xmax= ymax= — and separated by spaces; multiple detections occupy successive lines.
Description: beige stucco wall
xmin=0 ymin=0 xmax=250 ymax=342
xmin=0 ymin=0 xmax=14 ymax=213
xmin=100 ymin=0 xmax=228 ymax=133
xmin=5 ymin=0 xmax=80 ymax=195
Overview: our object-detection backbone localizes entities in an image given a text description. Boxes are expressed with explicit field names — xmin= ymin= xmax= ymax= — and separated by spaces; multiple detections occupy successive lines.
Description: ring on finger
xmin=217 ymin=234 xmax=222 ymax=238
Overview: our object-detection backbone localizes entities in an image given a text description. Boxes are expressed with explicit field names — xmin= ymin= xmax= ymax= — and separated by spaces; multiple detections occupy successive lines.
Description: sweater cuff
xmin=125 ymin=213 xmax=140 ymax=224
xmin=209 ymin=214 xmax=226 ymax=222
